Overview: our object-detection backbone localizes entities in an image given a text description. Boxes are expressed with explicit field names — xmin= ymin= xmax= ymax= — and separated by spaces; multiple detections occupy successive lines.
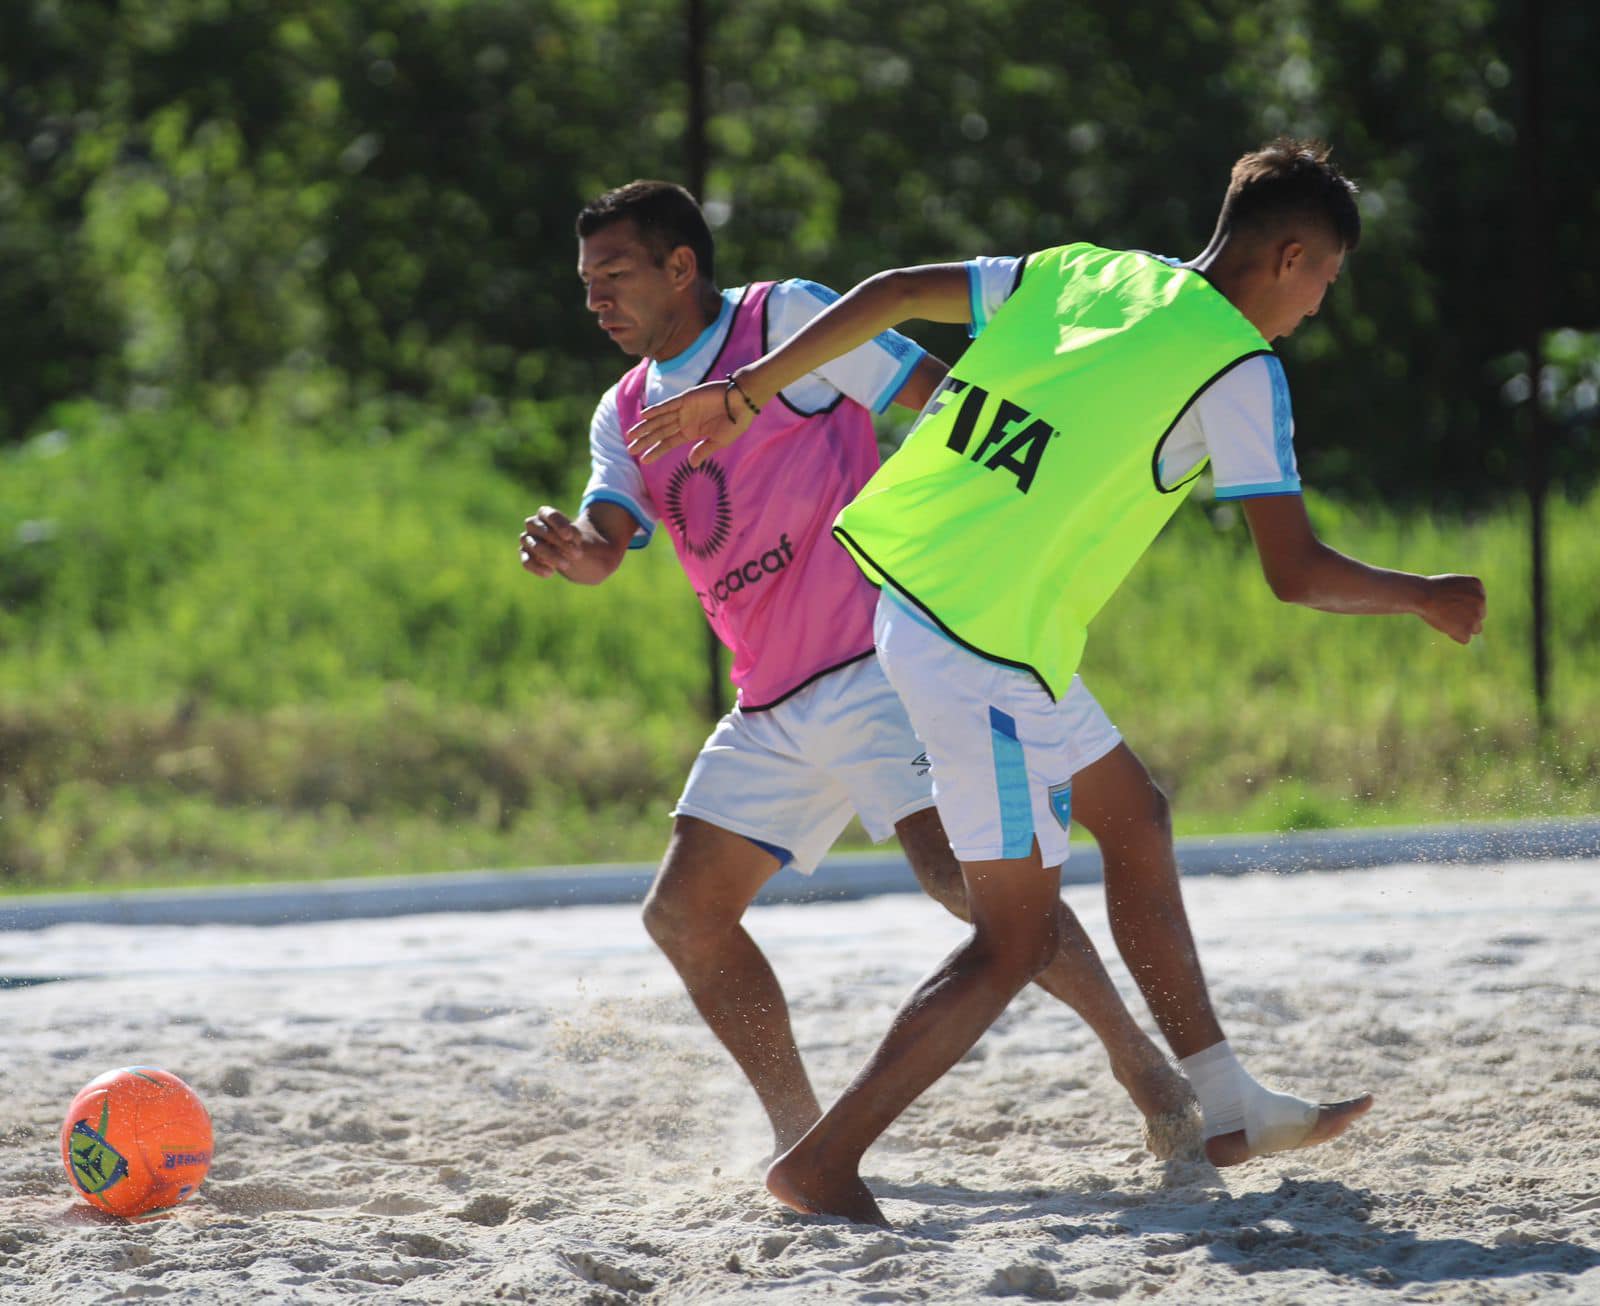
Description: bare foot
xmin=1204 ymin=1093 xmax=1374 ymax=1167
xmin=1142 ymin=1104 xmax=1204 ymax=1161
xmin=1111 ymin=1053 xmax=1201 ymax=1159
xmin=766 ymin=1145 xmax=889 ymax=1227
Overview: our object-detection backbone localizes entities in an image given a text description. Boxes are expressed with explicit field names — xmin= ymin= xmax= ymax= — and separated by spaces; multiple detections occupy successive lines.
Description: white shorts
xmin=674 ymin=654 xmax=936 ymax=875
xmin=873 ymin=590 xmax=1121 ymax=868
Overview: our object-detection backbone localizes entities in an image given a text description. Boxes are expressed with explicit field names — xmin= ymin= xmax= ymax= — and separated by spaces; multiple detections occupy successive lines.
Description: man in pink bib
xmin=521 ymin=180 xmax=1347 ymax=1168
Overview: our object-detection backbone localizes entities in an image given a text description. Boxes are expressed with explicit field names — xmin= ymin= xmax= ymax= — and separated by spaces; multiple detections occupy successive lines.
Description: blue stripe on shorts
xmin=988 ymin=707 xmax=1034 ymax=859
xmin=746 ymin=835 xmax=793 ymax=868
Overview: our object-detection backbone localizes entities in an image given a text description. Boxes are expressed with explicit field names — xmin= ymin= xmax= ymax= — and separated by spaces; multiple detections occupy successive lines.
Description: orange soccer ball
xmin=60 ymin=1067 xmax=214 ymax=1218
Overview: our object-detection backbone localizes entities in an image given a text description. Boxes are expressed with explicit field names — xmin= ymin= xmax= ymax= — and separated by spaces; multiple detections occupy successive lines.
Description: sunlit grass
xmin=2 ymin=403 xmax=1592 ymax=891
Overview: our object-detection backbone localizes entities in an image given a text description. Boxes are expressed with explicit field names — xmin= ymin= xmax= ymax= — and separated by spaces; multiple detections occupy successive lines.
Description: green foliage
xmin=0 ymin=405 xmax=1595 ymax=889
xmin=2 ymin=3 xmax=1596 ymax=889
xmin=1078 ymin=485 xmax=1600 ymax=826
xmin=0 ymin=399 xmax=703 ymax=710
xmin=0 ymin=690 xmax=695 ymax=887
xmin=3 ymin=0 xmax=1596 ymax=501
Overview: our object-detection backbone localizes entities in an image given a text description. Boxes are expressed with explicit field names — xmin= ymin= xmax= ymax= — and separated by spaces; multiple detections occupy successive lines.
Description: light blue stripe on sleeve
xmin=1214 ymin=480 xmax=1301 ymax=500
xmin=1266 ymin=354 xmax=1295 ymax=479
xmin=796 ymin=277 xmax=840 ymax=307
xmin=579 ymin=490 xmax=654 ymax=549
xmin=989 ymin=707 xmax=1034 ymax=859
xmin=967 ymin=262 xmax=986 ymax=339
xmin=872 ymin=343 xmax=926 ymax=413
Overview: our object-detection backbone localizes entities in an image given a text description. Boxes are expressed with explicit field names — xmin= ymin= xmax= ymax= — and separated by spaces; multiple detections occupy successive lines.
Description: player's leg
xmin=767 ymin=842 xmax=1064 ymax=1226
xmin=643 ymin=702 xmax=859 ymax=1153
xmin=1070 ymin=735 xmax=1373 ymax=1165
xmin=895 ymin=807 xmax=1196 ymax=1150
xmin=1067 ymin=738 xmax=1222 ymax=1057
xmin=813 ymin=655 xmax=1191 ymax=1141
xmin=642 ymin=815 xmax=820 ymax=1152
xmin=763 ymin=590 xmax=1093 ymax=1224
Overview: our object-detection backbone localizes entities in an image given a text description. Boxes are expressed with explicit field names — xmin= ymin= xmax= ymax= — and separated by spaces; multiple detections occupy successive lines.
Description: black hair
xmin=575 ymin=180 xmax=715 ymax=281
xmin=1213 ymin=138 xmax=1361 ymax=251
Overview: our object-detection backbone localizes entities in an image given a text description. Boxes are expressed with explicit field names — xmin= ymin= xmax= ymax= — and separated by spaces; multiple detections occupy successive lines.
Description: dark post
xmin=685 ymin=0 xmax=722 ymax=721
xmin=686 ymin=0 xmax=708 ymax=200
xmin=1519 ymin=0 xmax=1551 ymax=728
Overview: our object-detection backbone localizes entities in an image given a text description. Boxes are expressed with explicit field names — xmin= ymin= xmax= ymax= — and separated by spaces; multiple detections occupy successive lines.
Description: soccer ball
xmin=60 ymin=1067 xmax=214 ymax=1218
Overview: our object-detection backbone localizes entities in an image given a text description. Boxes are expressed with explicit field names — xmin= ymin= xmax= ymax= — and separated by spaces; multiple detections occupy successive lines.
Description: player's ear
xmin=666 ymin=244 xmax=699 ymax=289
xmin=1276 ymin=239 xmax=1306 ymax=279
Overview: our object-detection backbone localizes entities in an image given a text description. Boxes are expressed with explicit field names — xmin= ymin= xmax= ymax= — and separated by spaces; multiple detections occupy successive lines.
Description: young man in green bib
xmin=628 ymin=139 xmax=1487 ymax=1225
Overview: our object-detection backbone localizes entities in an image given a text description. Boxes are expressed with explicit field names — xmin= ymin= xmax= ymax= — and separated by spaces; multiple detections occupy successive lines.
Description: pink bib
xmin=615 ymin=282 xmax=882 ymax=709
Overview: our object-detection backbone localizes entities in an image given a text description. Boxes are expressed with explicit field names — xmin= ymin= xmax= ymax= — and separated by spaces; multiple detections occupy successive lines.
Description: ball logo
xmin=664 ymin=459 xmax=733 ymax=559
xmin=67 ymin=1113 xmax=129 ymax=1196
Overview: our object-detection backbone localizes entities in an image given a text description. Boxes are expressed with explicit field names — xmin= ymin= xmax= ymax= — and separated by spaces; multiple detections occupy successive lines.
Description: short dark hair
xmin=576 ymin=180 xmax=716 ymax=282
xmin=1213 ymin=138 xmax=1361 ymax=252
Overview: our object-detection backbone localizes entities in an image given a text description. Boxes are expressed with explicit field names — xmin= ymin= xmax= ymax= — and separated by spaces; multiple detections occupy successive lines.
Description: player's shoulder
xmin=771 ymin=277 xmax=841 ymax=308
xmin=1191 ymin=355 xmax=1289 ymax=428
xmin=589 ymin=379 xmax=626 ymax=442
xmin=763 ymin=278 xmax=846 ymax=345
xmin=1215 ymin=352 xmax=1287 ymax=398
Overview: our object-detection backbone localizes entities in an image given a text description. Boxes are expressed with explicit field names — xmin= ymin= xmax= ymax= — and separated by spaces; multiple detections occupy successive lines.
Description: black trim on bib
xmin=776 ymin=391 xmax=847 ymax=418
xmin=738 ymin=647 xmax=876 ymax=713
xmin=1150 ymin=348 xmax=1276 ymax=494
xmin=697 ymin=284 xmax=756 ymax=386
xmin=831 ymin=527 xmax=1060 ymax=701
xmin=761 ymin=287 xmax=848 ymax=418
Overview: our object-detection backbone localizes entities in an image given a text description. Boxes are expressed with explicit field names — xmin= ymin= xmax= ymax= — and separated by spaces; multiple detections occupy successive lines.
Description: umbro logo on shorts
xmin=911 ymin=752 xmax=931 ymax=777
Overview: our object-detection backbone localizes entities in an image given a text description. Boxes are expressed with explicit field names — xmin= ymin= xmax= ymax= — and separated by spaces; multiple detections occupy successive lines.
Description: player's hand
xmin=626 ymin=377 xmax=755 ymax=466
xmin=520 ymin=507 xmax=582 ymax=577
xmin=1418 ymin=573 xmax=1486 ymax=644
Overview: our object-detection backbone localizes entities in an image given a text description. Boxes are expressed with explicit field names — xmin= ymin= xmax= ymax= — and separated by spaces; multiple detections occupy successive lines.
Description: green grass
xmin=1078 ymin=493 xmax=1598 ymax=830
xmin=1 ymin=401 xmax=1593 ymax=892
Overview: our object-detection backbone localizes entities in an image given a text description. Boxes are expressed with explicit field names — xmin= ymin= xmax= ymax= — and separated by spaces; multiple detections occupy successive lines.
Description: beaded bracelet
xmin=725 ymin=373 xmax=762 ymax=418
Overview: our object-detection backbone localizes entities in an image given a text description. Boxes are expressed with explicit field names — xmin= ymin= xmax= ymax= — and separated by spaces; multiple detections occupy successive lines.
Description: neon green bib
xmin=833 ymin=243 xmax=1271 ymax=697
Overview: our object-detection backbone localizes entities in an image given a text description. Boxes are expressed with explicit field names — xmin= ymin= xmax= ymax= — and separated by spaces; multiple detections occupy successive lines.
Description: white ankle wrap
xmin=1179 ymin=1040 xmax=1318 ymax=1153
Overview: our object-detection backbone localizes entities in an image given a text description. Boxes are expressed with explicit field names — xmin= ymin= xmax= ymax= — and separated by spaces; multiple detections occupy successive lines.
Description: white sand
xmin=2 ymin=859 xmax=1598 ymax=1304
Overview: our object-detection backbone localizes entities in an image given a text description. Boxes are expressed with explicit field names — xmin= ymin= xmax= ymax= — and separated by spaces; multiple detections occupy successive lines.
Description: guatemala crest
xmin=1047 ymin=780 xmax=1073 ymax=831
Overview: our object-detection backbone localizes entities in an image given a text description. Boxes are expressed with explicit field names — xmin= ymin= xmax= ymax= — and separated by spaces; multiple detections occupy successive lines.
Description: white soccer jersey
xmin=581 ymin=281 xmax=927 ymax=548
xmin=965 ymin=254 xmax=1301 ymax=500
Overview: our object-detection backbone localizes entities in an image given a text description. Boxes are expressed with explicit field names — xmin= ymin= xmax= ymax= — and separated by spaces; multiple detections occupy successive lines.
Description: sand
xmin=2 ymin=858 xmax=1598 ymax=1303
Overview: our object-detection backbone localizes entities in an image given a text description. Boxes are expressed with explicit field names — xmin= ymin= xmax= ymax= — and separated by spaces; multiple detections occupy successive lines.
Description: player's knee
xmin=974 ymin=912 xmax=1059 ymax=989
xmin=910 ymin=857 xmax=969 ymax=920
xmin=641 ymin=884 xmax=697 ymax=954
xmin=642 ymin=877 xmax=741 ymax=958
xmin=1141 ymin=780 xmax=1173 ymax=843
xmin=1026 ymin=911 xmax=1064 ymax=978
xmin=898 ymin=812 xmax=969 ymax=918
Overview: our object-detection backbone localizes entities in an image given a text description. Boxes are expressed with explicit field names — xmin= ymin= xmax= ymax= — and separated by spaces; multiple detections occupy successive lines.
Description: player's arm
xmin=627 ymin=264 xmax=971 ymax=464
xmin=738 ymin=266 xmax=969 ymax=408
xmin=1241 ymin=495 xmax=1486 ymax=644
xmin=892 ymin=352 xmax=951 ymax=411
xmin=519 ymin=500 xmax=637 ymax=585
